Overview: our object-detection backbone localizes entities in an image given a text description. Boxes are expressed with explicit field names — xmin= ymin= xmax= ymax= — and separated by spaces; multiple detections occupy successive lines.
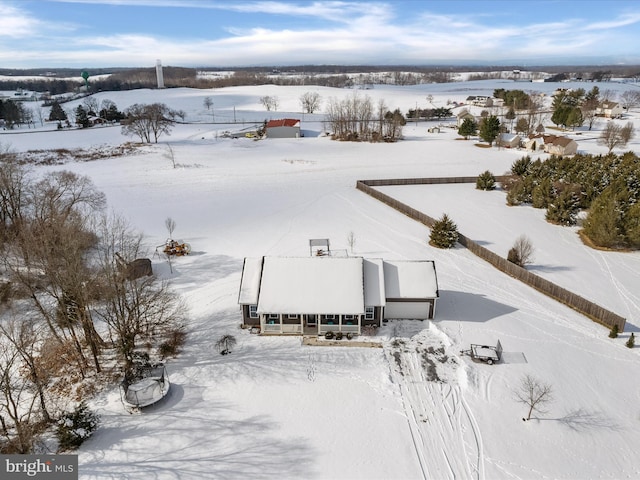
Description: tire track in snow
xmin=385 ymin=342 xmax=485 ymax=480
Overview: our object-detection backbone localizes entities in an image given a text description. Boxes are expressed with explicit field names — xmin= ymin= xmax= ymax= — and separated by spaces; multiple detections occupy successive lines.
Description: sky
xmin=1 ymin=0 xmax=640 ymax=69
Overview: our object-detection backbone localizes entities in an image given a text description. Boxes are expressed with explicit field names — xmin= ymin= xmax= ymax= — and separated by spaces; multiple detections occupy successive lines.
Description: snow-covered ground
xmin=2 ymin=79 xmax=640 ymax=479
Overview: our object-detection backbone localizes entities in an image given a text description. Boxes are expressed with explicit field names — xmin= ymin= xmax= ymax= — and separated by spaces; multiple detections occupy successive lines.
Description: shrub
xmin=507 ymin=247 xmax=521 ymax=266
xmin=429 ymin=214 xmax=458 ymax=249
xmin=56 ymin=402 xmax=100 ymax=451
xmin=476 ymin=170 xmax=496 ymax=191
xmin=609 ymin=324 xmax=619 ymax=339
xmin=324 ymin=331 xmax=334 ymax=340
xmin=507 ymin=235 xmax=534 ymax=267
xmin=335 ymin=332 xmax=343 ymax=340
xmin=158 ymin=328 xmax=186 ymax=358
xmin=511 ymin=155 xmax=532 ymax=176
xmin=626 ymin=332 xmax=635 ymax=348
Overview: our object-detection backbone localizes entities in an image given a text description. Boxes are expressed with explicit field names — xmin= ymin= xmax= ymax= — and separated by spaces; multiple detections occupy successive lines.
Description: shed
xmin=265 ymin=118 xmax=301 ymax=138
xmin=497 ymin=133 xmax=522 ymax=148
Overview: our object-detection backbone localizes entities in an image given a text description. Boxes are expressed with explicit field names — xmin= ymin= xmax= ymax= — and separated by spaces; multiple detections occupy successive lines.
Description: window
xmin=344 ymin=315 xmax=355 ymax=320
xmin=249 ymin=305 xmax=258 ymax=319
xmin=365 ymin=307 xmax=375 ymax=320
xmin=287 ymin=314 xmax=299 ymax=319
xmin=325 ymin=314 xmax=335 ymax=320
xmin=268 ymin=313 xmax=279 ymax=320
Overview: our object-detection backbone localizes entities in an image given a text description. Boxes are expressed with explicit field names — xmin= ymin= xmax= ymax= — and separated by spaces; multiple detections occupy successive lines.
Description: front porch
xmin=260 ymin=313 xmax=365 ymax=336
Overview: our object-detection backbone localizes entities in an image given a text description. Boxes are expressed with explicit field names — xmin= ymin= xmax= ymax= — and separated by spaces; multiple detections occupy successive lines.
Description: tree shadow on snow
xmin=527 ymin=264 xmax=573 ymax=273
xmin=80 ymin=397 xmax=316 ymax=479
xmin=437 ymin=290 xmax=518 ymax=323
xmin=538 ymin=408 xmax=621 ymax=432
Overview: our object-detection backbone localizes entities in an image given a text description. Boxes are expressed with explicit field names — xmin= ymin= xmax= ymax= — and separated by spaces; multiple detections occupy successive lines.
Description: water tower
xmin=156 ymin=59 xmax=165 ymax=89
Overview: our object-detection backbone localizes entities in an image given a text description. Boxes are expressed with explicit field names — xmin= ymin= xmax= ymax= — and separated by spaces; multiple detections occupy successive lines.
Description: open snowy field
xmin=2 ymin=78 xmax=640 ymax=479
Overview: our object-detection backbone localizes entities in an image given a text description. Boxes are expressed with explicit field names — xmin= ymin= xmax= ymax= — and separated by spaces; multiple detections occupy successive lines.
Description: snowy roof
xmin=363 ymin=258 xmax=386 ymax=307
xmin=383 ymin=260 xmax=439 ymax=299
xmin=257 ymin=256 xmax=365 ymax=314
xmin=238 ymin=257 xmax=263 ymax=305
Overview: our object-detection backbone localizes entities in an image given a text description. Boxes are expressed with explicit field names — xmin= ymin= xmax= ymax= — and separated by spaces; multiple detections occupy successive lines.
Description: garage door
xmin=384 ymin=301 xmax=431 ymax=320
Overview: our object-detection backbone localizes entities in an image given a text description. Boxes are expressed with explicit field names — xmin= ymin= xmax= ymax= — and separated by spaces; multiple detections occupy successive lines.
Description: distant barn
xmin=265 ymin=118 xmax=301 ymax=138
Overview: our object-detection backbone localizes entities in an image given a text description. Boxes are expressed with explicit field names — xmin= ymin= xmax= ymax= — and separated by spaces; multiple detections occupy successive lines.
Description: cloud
xmin=0 ymin=3 xmax=45 ymax=38
xmin=2 ymin=1 xmax=640 ymax=67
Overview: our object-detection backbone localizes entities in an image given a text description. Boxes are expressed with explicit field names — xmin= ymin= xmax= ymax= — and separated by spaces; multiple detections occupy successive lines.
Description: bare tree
xmin=0 ymin=152 xmax=29 ymax=242
xmin=165 ymin=217 xmax=176 ymax=238
xmin=347 ymin=231 xmax=356 ymax=254
xmin=203 ymin=96 xmax=213 ymax=110
xmin=259 ymin=95 xmax=279 ymax=111
xmin=93 ymin=214 xmax=186 ymax=372
xmin=4 ymin=171 xmax=107 ymax=376
xmin=619 ymin=91 xmax=640 ymax=113
xmin=300 ymin=91 xmax=322 ymax=113
xmin=82 ymin=97 xmax=99 ymax=115
xmin=121 ymin=103 xmax=184 ymax=143
xmin=0 ymin=340 xmax=41 ymax=453
xmin=513 ymin=374 xmax=553 ymax=420
xmin=215 ymin=334 xmax=237 ymax=355
xmin=0 ymin=319 xmax=52 ymax=423
xmin=507 ymin=234 xmax=535 ymax=267
xmin=597 ymin=121 xmax=636 ymax=153
xmin=165 ymin=143 xmax=176 ymax=169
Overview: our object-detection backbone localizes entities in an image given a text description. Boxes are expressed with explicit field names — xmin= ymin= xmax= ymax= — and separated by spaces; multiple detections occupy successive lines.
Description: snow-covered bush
xmin=56 ymin=402 xmax=100 ymax=451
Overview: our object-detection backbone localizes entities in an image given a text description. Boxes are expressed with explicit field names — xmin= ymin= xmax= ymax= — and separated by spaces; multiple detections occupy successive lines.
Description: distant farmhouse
xmin=265 ymin=118 xmax=301 ymax=138
xmin=238 ymin=256 xmax=439 ymax=336
xmin=456 ymin=109 xmax=477 ymax=127
xmin=596 ymin=101 xmax=624 ymax=119
xmin=465 ymin=96 xmax=493 ymax=107
xmin=526 ymin=134 xmax=578 ymax=156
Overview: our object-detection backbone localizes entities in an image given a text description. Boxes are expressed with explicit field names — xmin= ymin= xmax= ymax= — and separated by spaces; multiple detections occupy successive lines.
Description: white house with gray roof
xmin=238 ymin=256 xmax=439 ymax=335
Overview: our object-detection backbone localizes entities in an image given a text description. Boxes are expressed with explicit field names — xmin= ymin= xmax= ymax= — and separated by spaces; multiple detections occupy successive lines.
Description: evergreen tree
xmin=626 ymin=332 xmax=635 ymax=348
xmin=476 ymin=170 xmax=496 ymax=190
xmin=583 ymin=190 xmax=624 ymax=248
xmin=565 ymin=107 xmax=583 ymax=130
xmin=458 ymin=117 xmax=478 ymax=139
xmin=479 ymin=115 xmax=500 ymax=145
xmin=429 ymin=214 xmax=458 ymax=249
xmin=532 ymin=177 xmax=553 ymax=209
xmin=609 ymin=324 xmax=619 ymax=338
xmin=546 ymin=188 xmax=580 ymax=225
xmin=75 ymin=105 xmax=90 ymax=128
xmin=511 ymin=155 xmax=532 ymax=176
xmin=551 ymin=105 xmax=571 ymax=128
xmin=48 ymin=101 xmax=67 ymax=121
xmin=505 ymin=107 xmax=516 ymax=131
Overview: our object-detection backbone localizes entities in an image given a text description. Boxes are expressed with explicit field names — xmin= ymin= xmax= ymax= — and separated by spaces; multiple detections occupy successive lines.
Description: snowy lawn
xmin=1 ymin=80 xmax=640 ymax=479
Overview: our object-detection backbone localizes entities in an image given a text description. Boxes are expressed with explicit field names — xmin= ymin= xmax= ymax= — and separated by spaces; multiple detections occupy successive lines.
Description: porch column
xmin=338 ymin=314 xmax=342 ymax=333
xmin=279 ymin=314 xmax=283 ymax=334
xmin=317 ymin=314 xmax=320 ymax=335
xmin=358 ymin=314 xmax=362 ymax=335
xmin=300 ymin=315 xmax=303 ymax=334
xmin=260 ymin=314 xmax=265 ymax=333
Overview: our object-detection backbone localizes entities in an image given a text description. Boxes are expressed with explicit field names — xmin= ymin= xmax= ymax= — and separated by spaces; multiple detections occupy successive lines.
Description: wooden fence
xmin=356 ymin=177 xmax=627 ymax=332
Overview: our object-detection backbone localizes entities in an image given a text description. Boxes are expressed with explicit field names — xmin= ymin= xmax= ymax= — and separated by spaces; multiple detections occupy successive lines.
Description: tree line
xmin=325 ymin=93 xmax=406 ymax=142
xmin=0 ymin=150 xmax=185 ymax=452
xmin=503 ymin=152 xmax=640 ymax=249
